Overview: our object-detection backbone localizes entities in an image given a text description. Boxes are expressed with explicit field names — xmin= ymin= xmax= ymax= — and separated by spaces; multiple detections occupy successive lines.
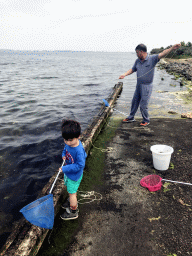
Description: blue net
xmin=20 ymin=194 xmax=54 ymax=229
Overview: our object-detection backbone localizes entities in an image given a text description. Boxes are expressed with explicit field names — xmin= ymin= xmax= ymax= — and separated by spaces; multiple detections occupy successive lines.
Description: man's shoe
xmin=140 ymin=122 xmax=150 ymax=126
xmin=60 ymin=208 xmax=78 ymax=220
xmin=123 ymin=118 xmax=135 ymax=123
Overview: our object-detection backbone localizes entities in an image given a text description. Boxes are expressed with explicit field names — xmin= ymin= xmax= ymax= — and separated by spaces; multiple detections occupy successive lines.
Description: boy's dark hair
xmin=61 ymin=120 xmax=81 ymax=140
xmin=135 ymin=44 xmax=147 ymax=52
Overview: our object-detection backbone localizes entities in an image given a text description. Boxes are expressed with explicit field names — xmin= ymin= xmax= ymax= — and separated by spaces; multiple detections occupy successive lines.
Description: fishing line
xmin=90 ymin=139 xmax=116 ymax=153
xmin=77 ymin=191 xmax=102 ymax=204
xmin=57 ymin=179 xmax=103 ymax=204
xmin=88 ymin=113 xmax=121 ymax=152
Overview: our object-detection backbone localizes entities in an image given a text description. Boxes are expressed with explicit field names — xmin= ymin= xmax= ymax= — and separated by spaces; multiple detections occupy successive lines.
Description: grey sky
xmin=0 ymin=0 xmax=191 ymax=51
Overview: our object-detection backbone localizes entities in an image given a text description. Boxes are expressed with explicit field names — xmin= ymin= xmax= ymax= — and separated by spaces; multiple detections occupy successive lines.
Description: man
xmin=119 ymin=43 xmax=181 ymax=126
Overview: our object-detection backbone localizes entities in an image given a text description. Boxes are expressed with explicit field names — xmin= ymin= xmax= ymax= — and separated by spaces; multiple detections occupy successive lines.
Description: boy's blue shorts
xmin=64 ymin=174 xmax=83 ymax=194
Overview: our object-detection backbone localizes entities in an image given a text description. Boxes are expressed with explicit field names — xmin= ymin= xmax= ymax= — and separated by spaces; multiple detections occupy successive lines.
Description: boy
xmin=59 ymin=119 xmax=87 ymax=220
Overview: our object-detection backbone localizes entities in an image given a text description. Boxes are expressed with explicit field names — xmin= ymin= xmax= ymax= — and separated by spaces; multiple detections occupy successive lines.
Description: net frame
xmin=140 ymin=174 xmax=163 ymax=192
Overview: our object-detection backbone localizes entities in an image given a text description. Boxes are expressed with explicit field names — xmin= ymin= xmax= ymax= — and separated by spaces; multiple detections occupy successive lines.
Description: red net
xmin=140 ymin=175 xmax=162 ymax=192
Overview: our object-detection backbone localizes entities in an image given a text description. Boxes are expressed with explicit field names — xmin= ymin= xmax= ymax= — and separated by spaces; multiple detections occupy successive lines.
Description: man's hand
xmin=119 ymin=69 xmax=134 ymax=79
xmin=173 ymin=43 xmax=181 ymax=49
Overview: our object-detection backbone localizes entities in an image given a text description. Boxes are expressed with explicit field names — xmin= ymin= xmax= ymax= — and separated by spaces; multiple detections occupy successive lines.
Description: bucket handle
xmin=49 ymin=160 xmax=65 ymax=194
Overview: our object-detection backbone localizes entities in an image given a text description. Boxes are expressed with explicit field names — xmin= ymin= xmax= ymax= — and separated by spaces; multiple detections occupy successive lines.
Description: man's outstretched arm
xmin=119 ymin=69 xmax=134 ymax=79
xmin=158 ymin=44 xmax=181 ymax=59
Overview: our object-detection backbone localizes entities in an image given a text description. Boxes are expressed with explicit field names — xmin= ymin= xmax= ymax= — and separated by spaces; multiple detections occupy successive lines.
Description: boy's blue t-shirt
xmin=61 ymin=140 xmax=87 ymax=181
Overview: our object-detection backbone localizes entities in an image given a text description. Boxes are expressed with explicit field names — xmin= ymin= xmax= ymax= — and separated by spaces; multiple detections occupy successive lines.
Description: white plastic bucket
xmin=150 ymin=145 xmax=174 ymax=171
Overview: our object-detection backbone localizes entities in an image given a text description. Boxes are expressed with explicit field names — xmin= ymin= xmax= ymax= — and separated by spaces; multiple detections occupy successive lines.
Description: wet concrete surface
xmin=65 ymin=118 xmax=192 ymax=256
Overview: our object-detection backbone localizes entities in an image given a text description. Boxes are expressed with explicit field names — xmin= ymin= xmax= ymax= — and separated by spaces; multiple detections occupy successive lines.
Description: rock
xmin=157 ymin=90 xmax=168 ymax=93
xmin=168 ymin=111 xmax=178 ymax=114
xmin=181 ymin=112 xmax=192 ymax=119
xmin=158 ymin=59 xmax=192 ymax=81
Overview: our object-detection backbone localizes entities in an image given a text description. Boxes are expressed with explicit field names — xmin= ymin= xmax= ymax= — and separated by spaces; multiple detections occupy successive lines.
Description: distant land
xmin=150 ymin=41 xmax=192 ymax=59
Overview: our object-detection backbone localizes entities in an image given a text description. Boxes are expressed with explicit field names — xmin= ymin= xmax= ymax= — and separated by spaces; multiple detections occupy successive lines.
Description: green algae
xmin=167 ymin=73 xmax=192 ymax=105
xmin=149 ymin=108 xmax=181 ymax=119
xmin=81 ymin=116 xmax=122 ymax=191
xmin=159 ymin=60 xmax=192 ymax=105
xmin=163 ymin=183 xmax=171 ymax=193
xmin=36 ymin=116 xmax=122 ymax=256
xmin=169 ymin=162 xmax=174 ymax=170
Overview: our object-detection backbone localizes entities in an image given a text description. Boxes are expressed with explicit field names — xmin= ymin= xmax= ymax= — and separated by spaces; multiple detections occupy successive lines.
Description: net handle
xmin=162 ymin=179 xmax=192 ymax=186
xmin=49 ymin=160 xmax=65 ymax=194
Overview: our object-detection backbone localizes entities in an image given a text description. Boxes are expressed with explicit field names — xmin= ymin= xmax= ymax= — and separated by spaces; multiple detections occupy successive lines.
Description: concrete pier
xmin=63 ymin=118 xmax=192 ymax=256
